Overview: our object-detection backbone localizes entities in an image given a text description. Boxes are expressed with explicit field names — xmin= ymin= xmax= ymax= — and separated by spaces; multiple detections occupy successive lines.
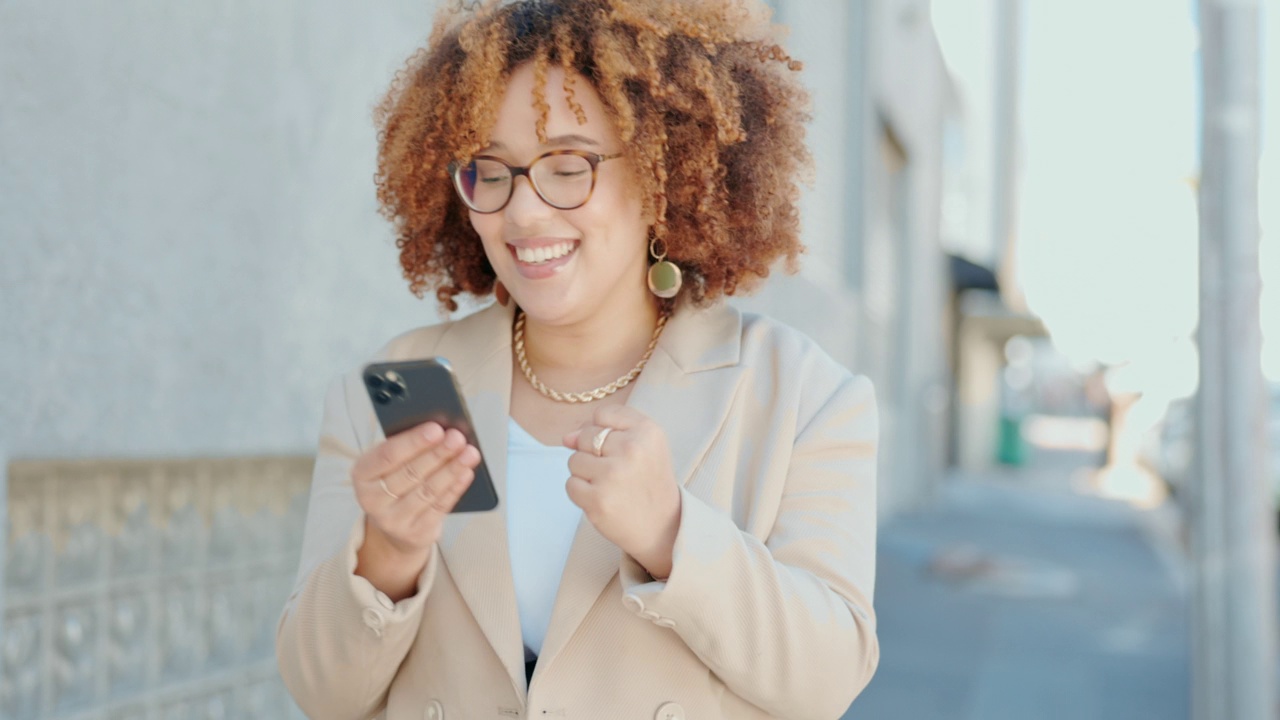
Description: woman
xmin=277 ymin=1 xmax=880 ymax=718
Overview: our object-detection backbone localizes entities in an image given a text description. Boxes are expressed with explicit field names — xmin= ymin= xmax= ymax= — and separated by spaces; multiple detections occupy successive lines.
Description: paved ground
xmin=846 ymin=457 xmax=1191 ymax=720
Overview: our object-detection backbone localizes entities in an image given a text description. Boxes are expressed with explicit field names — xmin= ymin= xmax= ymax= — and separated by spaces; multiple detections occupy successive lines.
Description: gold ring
xmin=591 ymin=427 xmax=614 ymax=457
xmin=378 ymin=478 xmax=400 ymax=500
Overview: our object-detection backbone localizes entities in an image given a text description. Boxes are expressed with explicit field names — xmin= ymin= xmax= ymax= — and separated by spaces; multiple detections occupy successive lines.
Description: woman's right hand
xmin=351 ymin=422 xmax=480 ymax=600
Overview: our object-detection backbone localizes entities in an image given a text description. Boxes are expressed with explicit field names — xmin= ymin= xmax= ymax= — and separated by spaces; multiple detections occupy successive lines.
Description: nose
xmin=503 ymin=174 xmax=552 ymax=225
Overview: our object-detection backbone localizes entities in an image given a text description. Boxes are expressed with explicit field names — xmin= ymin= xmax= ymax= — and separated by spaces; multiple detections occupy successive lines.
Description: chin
xmin=505 ymin=285 xmax=581 ymax=323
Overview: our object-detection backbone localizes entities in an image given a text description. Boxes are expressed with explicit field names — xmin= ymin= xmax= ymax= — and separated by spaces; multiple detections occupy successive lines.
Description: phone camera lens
xmin=375 ymin=390 xmax=392 ymax=404
xmin=365 ymin=374 xmax=384 ymax=390
xmin=387 ymin=382 xmax=406 ymax=396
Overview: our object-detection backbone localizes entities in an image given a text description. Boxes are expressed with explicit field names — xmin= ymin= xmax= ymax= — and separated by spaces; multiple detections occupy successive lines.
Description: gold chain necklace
xmin=513 ymin=309 xmax=669 ymax=403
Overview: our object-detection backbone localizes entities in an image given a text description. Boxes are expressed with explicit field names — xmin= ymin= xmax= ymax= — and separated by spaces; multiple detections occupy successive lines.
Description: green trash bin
xmin=997 ymin=414 xmax=1026 ymax=466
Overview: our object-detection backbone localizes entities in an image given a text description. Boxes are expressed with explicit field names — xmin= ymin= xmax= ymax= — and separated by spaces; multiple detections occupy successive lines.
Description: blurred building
xmin=738 ymin=0 xmax=954 ymax=517
xmin=929 ymin=0 xmax=1049 ymax=473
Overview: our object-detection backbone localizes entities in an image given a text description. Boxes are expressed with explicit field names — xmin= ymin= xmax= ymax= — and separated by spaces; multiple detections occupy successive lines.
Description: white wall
xmin=1 ymin=1 xmax=451 ymax=461
xmin=2 ymin=12 xmax=453 ymax=709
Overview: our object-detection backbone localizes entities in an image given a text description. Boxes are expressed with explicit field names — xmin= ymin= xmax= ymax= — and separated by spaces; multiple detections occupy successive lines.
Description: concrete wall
xmin=4 ymin=457 xmax=312 ymax=719
xmin=1 ymin=1 xmax=449 ymax=465
xmin=1 ymin=3 xmax=446 ymax=717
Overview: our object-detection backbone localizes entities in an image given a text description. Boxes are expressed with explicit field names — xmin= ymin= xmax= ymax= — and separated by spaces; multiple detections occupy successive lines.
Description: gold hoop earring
xmin=647 ymin=236 xmax=683 ymax=299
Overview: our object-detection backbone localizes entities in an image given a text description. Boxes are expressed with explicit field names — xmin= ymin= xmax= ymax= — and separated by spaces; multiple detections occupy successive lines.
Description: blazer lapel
xmin=534 ymin=302 xmax=746 ymax=679
xmin=430 ymin=301 xmax=529 ymax=699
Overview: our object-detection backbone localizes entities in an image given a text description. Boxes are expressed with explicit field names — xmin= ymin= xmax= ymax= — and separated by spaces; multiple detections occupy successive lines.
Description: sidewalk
xmin=847 ymin=457 xmax=1190 ymax=720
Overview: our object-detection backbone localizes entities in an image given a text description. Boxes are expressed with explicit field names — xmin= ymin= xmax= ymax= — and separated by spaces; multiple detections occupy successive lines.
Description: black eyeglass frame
xmin=448 ymin=149 xmax=624 ymax=214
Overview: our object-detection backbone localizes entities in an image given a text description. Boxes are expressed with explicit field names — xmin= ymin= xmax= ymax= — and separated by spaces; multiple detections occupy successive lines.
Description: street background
xmin=1 ymin=0 xmax=1277 ymax=718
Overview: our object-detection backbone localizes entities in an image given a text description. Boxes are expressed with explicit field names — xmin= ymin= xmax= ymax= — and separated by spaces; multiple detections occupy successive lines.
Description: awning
xmin=949 ymin=253 xmax=1000 ymax=293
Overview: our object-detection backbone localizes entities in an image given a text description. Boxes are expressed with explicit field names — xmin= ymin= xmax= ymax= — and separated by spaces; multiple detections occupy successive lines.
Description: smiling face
xmin=466 ymin=63 xmax=651 ymax=326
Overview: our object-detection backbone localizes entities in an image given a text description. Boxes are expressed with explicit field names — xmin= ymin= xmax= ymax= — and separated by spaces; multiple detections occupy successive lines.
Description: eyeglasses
xmin=448 ymin=149 xmax=623 ymax=214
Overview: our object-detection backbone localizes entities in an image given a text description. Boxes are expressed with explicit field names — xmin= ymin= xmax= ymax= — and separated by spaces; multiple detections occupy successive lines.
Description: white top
xmin=506 ymin=418 xmax=581 ymax=659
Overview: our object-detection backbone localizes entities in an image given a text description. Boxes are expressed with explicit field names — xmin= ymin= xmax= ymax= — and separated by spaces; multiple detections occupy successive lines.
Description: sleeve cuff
xmin=619 ymin=486 xmax=734 ymax=614
xmin=620 ymin=552 xmax=665 ymax=595
xmin=341 ymin=517 xmax=439 ymax=629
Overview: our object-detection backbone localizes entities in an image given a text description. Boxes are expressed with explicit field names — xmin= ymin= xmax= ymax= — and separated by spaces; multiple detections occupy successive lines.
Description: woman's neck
xmin=518 ymin=295 xmax=663 ymax=389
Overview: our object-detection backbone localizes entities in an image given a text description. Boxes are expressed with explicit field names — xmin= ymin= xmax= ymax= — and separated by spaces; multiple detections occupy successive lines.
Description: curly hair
xmin=374 ymin=0 xmax=812 ymax=312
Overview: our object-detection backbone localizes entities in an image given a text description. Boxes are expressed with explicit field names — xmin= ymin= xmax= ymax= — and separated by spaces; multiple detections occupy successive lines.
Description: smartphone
xmin=361 ymin=357 xmax=499 ymax=513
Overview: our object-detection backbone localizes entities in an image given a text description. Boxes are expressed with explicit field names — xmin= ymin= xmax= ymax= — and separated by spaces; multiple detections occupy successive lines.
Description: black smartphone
xmin=361 ymin=358 xmax=499 ymax=513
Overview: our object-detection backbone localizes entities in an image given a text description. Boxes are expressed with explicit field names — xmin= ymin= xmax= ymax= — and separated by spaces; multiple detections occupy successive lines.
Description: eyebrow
xmin=484 ymin=134 xmax=602 ymax=152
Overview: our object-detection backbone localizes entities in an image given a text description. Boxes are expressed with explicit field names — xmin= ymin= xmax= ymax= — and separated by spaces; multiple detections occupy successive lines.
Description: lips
xmin=507 ymin=239 xmax=579 ymax=279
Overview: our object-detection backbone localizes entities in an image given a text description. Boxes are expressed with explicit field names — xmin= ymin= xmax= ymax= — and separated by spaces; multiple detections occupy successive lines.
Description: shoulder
xmin=735 ymin=309 xmax=875 ymax=424
xmin=737 ymin=311 xmax=857 ymax=384
xmin=738 ymin=311 xmax=824 ymax=358
xmin=365 ymin=301 xmax=511 ymax=365
xmin=666 ymin=301 xmax=865 ymax=393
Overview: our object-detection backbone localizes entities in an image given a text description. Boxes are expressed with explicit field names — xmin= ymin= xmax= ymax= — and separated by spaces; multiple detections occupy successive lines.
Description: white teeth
xmin=515 ymin=242 xmax=575 ymax=264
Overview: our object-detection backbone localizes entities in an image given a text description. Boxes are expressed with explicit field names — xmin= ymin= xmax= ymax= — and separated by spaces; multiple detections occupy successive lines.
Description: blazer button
xmin=622 ymin=594 xmax=645 ymax=613
xmin=425 ymin=698 xmax=444 ymax=720
xmin=654 ymin=618 xmax=677 ymax=629
xmin=362 ymin=607 xmax=385 ymax=635
xmin=654 ymin=702 xmax=686 ymax=720
xmin=640 ymin=610 xmax=660 ymax=622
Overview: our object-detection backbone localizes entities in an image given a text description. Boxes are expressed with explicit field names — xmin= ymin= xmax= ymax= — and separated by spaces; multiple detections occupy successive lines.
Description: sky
xmin=936 ymin=0 xmax=1278 ymax=402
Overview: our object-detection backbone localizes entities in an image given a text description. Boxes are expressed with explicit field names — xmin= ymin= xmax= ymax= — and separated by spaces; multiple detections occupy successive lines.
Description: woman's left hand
xmin=563 ymin=405 xmax=682 ymax=579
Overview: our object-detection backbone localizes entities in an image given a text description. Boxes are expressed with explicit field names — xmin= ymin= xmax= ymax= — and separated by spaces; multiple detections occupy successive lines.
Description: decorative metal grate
xmin=3 ymin=457 xmax=313 ymax=720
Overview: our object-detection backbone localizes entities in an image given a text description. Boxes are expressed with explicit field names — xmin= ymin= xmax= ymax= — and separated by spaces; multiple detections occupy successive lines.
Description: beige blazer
xmin=277 ymin=300 xmax=880 ymax=720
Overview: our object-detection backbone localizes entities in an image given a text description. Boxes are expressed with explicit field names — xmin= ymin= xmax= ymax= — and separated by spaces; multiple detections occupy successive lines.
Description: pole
xmin=1194 ymin=0 xmax=1276 ymax=718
